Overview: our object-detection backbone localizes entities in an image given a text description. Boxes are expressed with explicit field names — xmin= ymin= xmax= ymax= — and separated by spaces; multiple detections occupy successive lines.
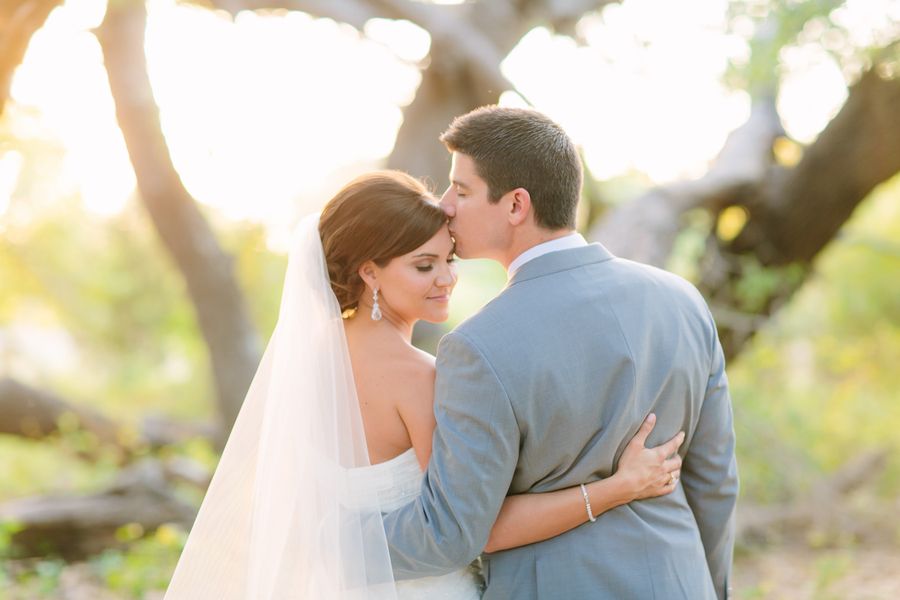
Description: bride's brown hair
xmin=319 ymin=171 xmax=447 ymax=313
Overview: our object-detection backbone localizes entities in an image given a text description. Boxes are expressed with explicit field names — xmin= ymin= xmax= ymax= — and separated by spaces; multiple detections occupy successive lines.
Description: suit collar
xmin=507 ymin=232 xmax=588 ymax=279
xmin=506 ymin=243 xmax=615 ymax=287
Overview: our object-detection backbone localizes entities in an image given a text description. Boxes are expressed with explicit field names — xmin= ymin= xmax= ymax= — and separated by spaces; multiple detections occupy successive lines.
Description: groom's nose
xmin=439 ymin=189 xmax=456 ymax=218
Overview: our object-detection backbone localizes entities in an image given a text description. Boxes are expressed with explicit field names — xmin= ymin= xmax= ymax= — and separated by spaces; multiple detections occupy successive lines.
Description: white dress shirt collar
xmin=507 ymin=232 xmax=588 ymax=279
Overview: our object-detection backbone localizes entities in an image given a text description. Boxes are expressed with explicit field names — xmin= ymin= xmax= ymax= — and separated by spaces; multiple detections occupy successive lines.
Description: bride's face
xmin=374 ymin=227 xmax=458 ymax=324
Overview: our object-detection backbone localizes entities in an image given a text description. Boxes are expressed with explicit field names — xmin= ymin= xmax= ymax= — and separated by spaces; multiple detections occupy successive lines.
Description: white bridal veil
xmin=164 ymin=214 xmax=397 ymax=599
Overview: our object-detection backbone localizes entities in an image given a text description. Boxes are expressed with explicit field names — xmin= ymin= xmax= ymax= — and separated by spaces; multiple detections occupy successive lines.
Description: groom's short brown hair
xmin=440 ymin=106 xmax=582 ymax=230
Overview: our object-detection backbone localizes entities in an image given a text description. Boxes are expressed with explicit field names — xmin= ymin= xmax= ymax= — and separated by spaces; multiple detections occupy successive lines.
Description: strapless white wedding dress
xmin=346 ymin=448 xmax=482 ymax=599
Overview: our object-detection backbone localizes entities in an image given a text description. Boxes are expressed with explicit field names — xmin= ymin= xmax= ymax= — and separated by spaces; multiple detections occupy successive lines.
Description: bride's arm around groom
xmin=382 ymin=327 xmax=523 ymax=575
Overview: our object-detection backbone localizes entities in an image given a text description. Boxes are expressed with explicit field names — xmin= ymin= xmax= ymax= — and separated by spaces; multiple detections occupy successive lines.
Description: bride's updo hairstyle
xmin=319 ymin=171 xmax=446 ymax=314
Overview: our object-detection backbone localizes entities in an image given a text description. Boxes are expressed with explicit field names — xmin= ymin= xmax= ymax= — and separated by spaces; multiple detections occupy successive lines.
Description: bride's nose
xmin=435 ymin=270 xmax=456 ymax=288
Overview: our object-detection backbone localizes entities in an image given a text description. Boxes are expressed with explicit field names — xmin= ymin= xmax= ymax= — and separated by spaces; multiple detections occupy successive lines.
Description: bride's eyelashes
xmin=415 ymin=256 xmax=456 ymax=272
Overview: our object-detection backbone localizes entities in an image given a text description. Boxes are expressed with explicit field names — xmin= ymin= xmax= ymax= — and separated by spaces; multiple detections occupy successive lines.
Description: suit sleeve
xmin=681 ymin=315 xmax=739 ymax=600
xmin=381 ymin=330 xmax=520 ymax=579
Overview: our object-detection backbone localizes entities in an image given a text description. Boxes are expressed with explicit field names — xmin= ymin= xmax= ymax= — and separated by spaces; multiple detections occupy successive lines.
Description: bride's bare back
xmin=344 ymin=316 xmax=436 ymax=469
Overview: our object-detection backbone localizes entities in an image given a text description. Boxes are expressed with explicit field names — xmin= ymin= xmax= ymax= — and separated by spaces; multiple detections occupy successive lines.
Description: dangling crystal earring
xmin=371 ymin=287 xmax=383 ymax=321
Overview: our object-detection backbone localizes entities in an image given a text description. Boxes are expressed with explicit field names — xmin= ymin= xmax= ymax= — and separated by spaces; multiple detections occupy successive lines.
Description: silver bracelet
xmin=580 ymin=483 xmax=597 ymax=522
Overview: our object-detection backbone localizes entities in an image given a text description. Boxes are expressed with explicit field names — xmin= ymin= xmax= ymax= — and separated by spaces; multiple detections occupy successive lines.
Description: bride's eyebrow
xmin=413 ymin=253 xmax=439 ymax=259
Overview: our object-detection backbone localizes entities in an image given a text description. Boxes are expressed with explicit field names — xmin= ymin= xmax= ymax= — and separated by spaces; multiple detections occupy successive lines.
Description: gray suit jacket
xmin=382 ymin=244 xmax=738 ymax=599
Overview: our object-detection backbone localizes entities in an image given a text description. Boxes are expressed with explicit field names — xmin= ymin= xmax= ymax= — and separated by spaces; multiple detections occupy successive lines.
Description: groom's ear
xmin=358 ymin=261 xmax=378 ymax=290
xmin=507 ymin=188 xmax=532 ymax=226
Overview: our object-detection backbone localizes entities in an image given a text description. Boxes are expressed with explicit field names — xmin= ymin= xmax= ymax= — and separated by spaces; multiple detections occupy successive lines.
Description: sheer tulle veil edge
xmin=163 ymin=214 xmax=398 ymax=599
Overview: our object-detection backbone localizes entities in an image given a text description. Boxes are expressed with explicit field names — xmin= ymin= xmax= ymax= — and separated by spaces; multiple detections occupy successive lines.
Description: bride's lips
xmin=427 ymin=294 xmax=450 ymax=303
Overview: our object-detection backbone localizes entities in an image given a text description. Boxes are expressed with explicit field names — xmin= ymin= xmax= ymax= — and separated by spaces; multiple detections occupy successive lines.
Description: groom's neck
xmin=500 ymin=227 xmax=576 ymax=270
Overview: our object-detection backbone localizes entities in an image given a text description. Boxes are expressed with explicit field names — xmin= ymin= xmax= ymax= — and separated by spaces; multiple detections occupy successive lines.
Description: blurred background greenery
xmin=1 ymin=0 xmax=899 ymax=598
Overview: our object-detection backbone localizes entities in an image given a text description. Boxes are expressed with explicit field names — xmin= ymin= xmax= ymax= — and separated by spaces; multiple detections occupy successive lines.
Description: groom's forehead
xmin=450 ymin=155 xmax=482 ymax=186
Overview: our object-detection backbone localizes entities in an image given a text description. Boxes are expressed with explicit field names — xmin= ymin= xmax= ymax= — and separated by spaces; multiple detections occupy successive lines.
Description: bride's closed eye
xmin=417 ymin=257 xmax=455 ymax=272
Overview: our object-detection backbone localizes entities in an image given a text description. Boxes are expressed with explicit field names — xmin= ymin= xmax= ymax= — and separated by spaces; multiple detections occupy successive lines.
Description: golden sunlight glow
xmin=6 ymin=0 xmax=898 ymax=241
xmin=502 ymin=9 xmax=751 ymax=182
xmin=143 ymin=0 xmax=424 ymax=247
xmin=0 ymin=151 xmax=24 ymax=219
xmin=778 ymin=44 xmax=849 ymax=143
xmin=12 ymin=0 xmax=134 ymax=217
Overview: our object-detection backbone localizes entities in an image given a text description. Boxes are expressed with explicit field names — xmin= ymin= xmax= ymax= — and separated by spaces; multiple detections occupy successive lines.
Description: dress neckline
xmin=362 ymin=447 xmax=417 ymax=472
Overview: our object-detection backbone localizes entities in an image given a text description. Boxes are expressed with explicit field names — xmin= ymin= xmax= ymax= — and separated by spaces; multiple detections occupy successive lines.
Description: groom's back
xmin=462 ymin=247 xmax=711 ymax=490
xmin=457 ymin=244 xmax=731 ymax=600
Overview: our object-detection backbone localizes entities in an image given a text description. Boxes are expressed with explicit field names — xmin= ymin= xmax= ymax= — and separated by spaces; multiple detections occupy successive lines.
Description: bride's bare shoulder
xmin=345 ymin=327 xmax=434 ymax=396
xmin=389 ymin=343 xmax=436 ymax=388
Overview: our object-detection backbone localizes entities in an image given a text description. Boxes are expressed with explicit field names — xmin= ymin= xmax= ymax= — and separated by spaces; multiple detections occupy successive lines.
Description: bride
xmin=163 ymin=171 xmax=684 ymax=599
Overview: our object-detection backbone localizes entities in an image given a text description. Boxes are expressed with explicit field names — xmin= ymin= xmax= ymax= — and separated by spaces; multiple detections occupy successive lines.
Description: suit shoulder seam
xmin=445 ymin=329 xmax=519 ymax=426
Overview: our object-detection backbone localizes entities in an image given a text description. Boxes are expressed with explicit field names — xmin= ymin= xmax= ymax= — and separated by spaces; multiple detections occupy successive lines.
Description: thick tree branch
xmin=0 ymin=377 xmax=218 ymax=453
xmin=95 ymin=1 xmax=260 ymax=434
xmin=0 ymin=377 xmax=122 ymax=448
xmin=0 ymin=460 xmax=198 ymax=559
xmin=732 ymin=69 xmax=900 ymax=265
xmin=590 ymin=97 xmax=784 ymax=266
xmin=588 ymin=62 xmax=900 ymax=359
xmin=703 ymin=68 xmax=900 ymax=357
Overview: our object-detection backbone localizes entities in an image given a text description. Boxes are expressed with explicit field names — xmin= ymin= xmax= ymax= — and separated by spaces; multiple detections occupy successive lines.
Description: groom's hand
xmin=617 ymin=414 xmax=685 ymax=501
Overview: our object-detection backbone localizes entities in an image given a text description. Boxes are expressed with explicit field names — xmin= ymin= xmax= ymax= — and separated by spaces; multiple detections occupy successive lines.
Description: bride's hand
xmin=614 ymin=413 xmax=685 ymax=501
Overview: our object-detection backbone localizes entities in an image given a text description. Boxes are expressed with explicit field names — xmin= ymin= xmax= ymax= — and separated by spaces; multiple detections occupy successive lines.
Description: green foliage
xmin=668 ymin=209 xmax=714 ymax=282
xmin=0 ymin=183 xmax=284 ymax=503
xmin=733 ymin=258 xmax=805 ymax=313
xmin=1 ymin=199 xmax=208 ymax=419
xmin=446 ymin=258 xmax=506 ymax=329
xmin=0 ymin=558 xmax=66 ymax=598
xmin=0 ymin=197 xmax=286 ymax=422
xmin=91 ymin=525 xmax=186 ymax=599
xmin=0 ymin=437 xmax=120 ymax=499
xmin=729 ymin=174 xmax=900 ymax=502
xmin=0 ymin=521 xmax=25 ymax=559
xmin=725 ymin=0 xmax=879 ymax=93
xmin=812 ymin=551 xmax=852 ymax=599
xmin=215 ymin=218 xmax=287 ymax=340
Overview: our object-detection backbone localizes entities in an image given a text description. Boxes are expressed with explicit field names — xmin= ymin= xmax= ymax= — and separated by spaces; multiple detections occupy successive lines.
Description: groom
xmin=382 ymin=106 xmax=738 ymax=599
